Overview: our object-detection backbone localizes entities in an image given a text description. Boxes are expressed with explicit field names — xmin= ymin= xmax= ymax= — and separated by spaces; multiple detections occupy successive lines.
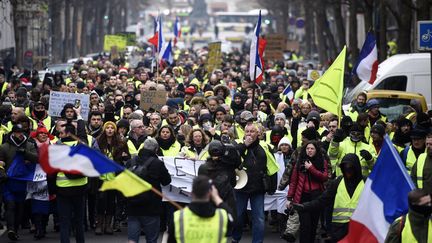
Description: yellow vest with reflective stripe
xmin=174 ymin=207 xmax=228 ymax=243
xmin=332 ymin=179 xmax=364 ymax=223
xmin=99 ymin=151 xmax=116 ymax=181
xmin=415 ymin=153 xmax=427 ymax=189
xmin=401 ymin=214 xmax=432 ymax=242
xmin=259 ymin=141 xmax=279 ymax=176
xmin=56 ymin=140 xmax=88 ymax=187
xmin=127 ymin=139 xmax=140 ymax=156
xmin=30 ymin=116 xmax=52 ymax=131
xmin=405 ymin=147 xmax=425 ymax=174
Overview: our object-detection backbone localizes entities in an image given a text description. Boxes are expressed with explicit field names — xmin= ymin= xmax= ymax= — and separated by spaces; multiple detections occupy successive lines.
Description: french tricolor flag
xmin=173 ymin=17 xmax=181 ymax=46
xmin=159 ymin=40 xmax=173 ymax=66
xmin=340 ymin=135 xmax=415 ymax=243
xmin=249 ymin=10 xmax=264 ymax=84
xmin=148 ymin=16 xmax=164 ymax=52
xmin=282 ymin=84 xmax=294 ymax=103
xmin=352 ymin=32 xmax=378 ymax=85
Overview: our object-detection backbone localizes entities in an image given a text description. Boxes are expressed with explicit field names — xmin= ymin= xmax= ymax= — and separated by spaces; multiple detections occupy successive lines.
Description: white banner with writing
xmin=161 ymin=155 xmax=288 ymax=213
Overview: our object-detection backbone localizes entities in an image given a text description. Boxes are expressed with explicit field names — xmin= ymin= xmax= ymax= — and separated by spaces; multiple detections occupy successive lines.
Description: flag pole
xmin=250 ymin=64 xmax=257 ymax=112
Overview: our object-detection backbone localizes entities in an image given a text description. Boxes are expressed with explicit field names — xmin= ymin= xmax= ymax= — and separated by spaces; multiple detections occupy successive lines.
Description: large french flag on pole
xmin=340 ymin=135 xmax=415 ymax=243
xmin=173 ymin=17 xmax=181 ymax=46
xmin=249 ymin=10 xmax=264 ymax=84
xmin=352 ymin=32 xmax=378 ymax=85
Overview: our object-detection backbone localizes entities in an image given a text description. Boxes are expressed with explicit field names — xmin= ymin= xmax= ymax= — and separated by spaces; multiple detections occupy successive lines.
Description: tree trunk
xmin=363 ymin=0 xmax=374 ymax=32
xmin=322 ymin=3 xmax=337 ymax=58
xmin=79 ymin=0 xmax=87 ymax=56
xmin=63 ymin=0 xmax=71 ymax=62
xmin=122 ymin=1 xmax=127 ymax=30
xmin=11 ymin=0 xmax=23 ymax=67
xmin=95 ymin=0 xmax=107 ymax=52
xmin=348 ymin=0 xmax=359 ymax=67
xmin=71 ymin=0 xmax=79 ymax=57
xmin=304 ymin=0 xmax=314 ymax=59
xmin=333 ymin=1 xmax=346 ymax=50
xmin=397 ymin=0 xmax=412 ymax=53
xmin=107 ymin=1 xmax=114 ymax=34
xmin=314 ymin=1 xmax=328 ymax=64
xmin=378 ymin=0 xmax=387 ymax=62
xmin=417 ymin=0 xmax=430 ymax=20
xmin=50 ymin=0 xmax=63 ymax=63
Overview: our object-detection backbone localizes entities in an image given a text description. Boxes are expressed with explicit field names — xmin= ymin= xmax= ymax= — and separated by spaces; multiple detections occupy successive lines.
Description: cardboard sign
xmin=140 ymin=90 xmax=167 ymax=111
xmin=48 ymin=91 xmax=90 ymax=120
xmin=103 ymin=35 xmax=127 ymax=52
xmin=307 ymin=70 xmax=323 ymax=81
xmin=265 ymin=34 xmax=286 ymax=61
xmin=206 ymin=42 xmax=222 ymax=73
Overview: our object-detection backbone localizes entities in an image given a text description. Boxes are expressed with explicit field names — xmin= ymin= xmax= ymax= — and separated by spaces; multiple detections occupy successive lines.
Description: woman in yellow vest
xmin=291 ymin=153 xmax=364 ymax=242
xmin=179 ymin=128 xmax=210 ymax=161
xmin=154 ymin=125 xmax=181 ymax=157
xmin=92 ymin=121 xmax=130 ymax=235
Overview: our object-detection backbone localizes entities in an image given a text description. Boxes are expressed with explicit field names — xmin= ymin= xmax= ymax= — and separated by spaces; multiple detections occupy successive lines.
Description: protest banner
xmin=160 ymin=156 xmax=287 ymax=213
xmin=103 ymin=35 xmax=127 ymax=52
xmin=206 ymin=42 xmax=222 ymax=73
xmin=307 ymin=69 xmax=323 ymax=81
xmin=140 ymin=90 xmax=167 ymax=111
xmin=265 ymin=34 xmax=285 ymax=61
xmin=48 ymin=91 xmax=90 ymax=120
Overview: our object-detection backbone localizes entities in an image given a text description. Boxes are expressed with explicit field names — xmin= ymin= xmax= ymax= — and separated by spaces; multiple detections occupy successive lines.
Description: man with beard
xmin=401 ymin=129 xmax=427 ymax=174
xmin=366 ymin=99 xmax=387 ymax=126
xmin=30 ymin=101 xmax=53 ymax=131
xmin=346 ymin=93 xmax=367 ymax=121
xmin=392 ymin=117 xmax=413 ymax=152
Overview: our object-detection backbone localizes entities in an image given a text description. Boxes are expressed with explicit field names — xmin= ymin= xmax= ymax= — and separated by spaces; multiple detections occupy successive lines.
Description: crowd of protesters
xmin=0 ymin=45 xmax=430 ymax=243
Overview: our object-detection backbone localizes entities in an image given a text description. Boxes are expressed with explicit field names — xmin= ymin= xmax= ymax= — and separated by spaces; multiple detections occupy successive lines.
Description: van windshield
xmin=374 ymin=76 xmax=407 ymax=91
xmin=375 ymin=98 xmax=414 ymax=121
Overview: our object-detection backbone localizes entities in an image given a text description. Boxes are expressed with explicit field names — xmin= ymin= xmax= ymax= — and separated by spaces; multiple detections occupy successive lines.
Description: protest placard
xmin=103 ymin=35 xmax=127 ymax=52
xmin=265 ymin=34 xmax=286 ymax=61
xmin=307 ymin=69 xmax=323 ymax=81
xmin=48 ymin=91 xmax=90 ymax=120
xmin=140 ymin=90 xmax=167 ymax=111
xmin=206 ymin=42 xmax=222 ymax=73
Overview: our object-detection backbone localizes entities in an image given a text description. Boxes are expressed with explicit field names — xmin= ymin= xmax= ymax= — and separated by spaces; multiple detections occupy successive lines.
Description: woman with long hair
xmin=93 ymin=121 xmax=130 ymax=235
xmin=287 ymin=140 xmax=328 ymax=243
xmin=155 ymin=125 xmax=181 ymax=156
xmin=179 ymin=128 xmax=210 ymax=160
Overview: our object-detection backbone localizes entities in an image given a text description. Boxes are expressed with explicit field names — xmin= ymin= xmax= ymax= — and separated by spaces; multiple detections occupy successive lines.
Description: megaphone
xmin=234 ymin=169 xmax=248 ymax=189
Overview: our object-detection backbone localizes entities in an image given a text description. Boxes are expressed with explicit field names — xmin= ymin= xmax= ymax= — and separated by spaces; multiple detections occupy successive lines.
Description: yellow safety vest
xmin=415 ymin=153 xmax=428 ymax=189
xmin=127 ymin=139 xmax=141 ymax=157
xmin=159 ymin=141 xmax=181 ymax=157
xmin=401 ymin=214 xmax=432 ymax=242
xmin=265 ymin=130 xmax=292 ymax=146
xmin=56 ymin=140 xmax=88 ymax=187
xmin=332 ymin=179 xmax=364 ymax=223
xmin=405 ymin=147 xmax=426 ymax=174
xmin=30 ymin=116 xmax=52 ymax=131
xmin=180 ymin=145 xmax=209 ymax=161
xmin=174 ymin=207 xmax=228 ymax=243
xmin=99 ymin=151 xmax=116 ymax=181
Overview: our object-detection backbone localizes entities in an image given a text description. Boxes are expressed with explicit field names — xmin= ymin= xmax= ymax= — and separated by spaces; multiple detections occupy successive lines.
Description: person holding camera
xmin=0 ymin=122 xmax=38 ymax=241
xmin=198 ymin=140 xmax=242 ymax=225
xmin=167 ymin=175 xmax=234 ymax=243
xmin=287 ymin=140 xmax=329 ymax=243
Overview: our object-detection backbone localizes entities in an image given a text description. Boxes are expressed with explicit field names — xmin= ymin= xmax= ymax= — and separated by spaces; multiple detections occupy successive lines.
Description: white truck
xmin=345 ymin=53 xmax=431 ymax=109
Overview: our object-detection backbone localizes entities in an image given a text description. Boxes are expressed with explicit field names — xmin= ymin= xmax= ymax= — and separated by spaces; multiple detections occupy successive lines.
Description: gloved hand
xmin=292 ymin=203 xmax=305 ymax=212
xmin=360 ymin=150 xmax=373 ymax=161
xmin=332 ymin=129 xmax=345 ymax=143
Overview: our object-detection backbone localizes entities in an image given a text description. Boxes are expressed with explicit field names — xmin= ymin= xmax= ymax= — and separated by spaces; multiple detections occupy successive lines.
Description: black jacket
xmin=126 ymin=149 xmax=171 ymax=216
xmin=237 ymin=139 xmax=268 ymax=194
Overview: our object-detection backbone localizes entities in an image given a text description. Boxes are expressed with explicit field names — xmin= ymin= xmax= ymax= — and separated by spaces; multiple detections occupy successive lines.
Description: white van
xmin=344 ymin=53 xmax=431 ymax=109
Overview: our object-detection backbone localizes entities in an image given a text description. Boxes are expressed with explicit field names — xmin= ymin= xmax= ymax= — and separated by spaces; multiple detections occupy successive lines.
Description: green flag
xmin=308 ymin=46 xmax=346 ymax=117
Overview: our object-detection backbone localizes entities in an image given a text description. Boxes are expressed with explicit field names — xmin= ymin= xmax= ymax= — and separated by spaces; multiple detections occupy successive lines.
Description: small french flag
xmin=282 ymin=84 xmax=294 ymax=102
xmin=352 ymin=32 xmax=378 ymax=85
xmin=159 ymin=40 xmax=173 ymax=65
xmin=173 ymin=17 xmax=181 ymax=46
xmin=148 ymin=16 xmax=164 ymax=52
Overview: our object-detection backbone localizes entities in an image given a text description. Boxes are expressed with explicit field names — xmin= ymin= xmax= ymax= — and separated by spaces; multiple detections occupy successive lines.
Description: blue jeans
xmin=128 ymin=215 xmax=160 ymax=243
xmin=232 ymin=191 xmax=265 ymax=243
xmin=57 ymin=194 xmax=85 ymax=243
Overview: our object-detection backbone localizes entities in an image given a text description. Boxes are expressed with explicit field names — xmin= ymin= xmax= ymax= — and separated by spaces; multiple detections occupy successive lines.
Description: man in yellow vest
xmin=411 ymin=133 xmax=432 ymax=194
xmin=168 ymin=175 xmax=234 ymax=243
xmin=55 ymin=105 xmax=88 ymax=243
xmin=292 ymin=153 xmax=364 ymax=242
xmin=385 ymin=189 xmax=432 ymax=243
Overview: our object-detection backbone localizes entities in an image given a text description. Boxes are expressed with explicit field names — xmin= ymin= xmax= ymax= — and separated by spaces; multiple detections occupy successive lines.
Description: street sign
xmin=418 ymin=21 xmax=432 ymax=50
